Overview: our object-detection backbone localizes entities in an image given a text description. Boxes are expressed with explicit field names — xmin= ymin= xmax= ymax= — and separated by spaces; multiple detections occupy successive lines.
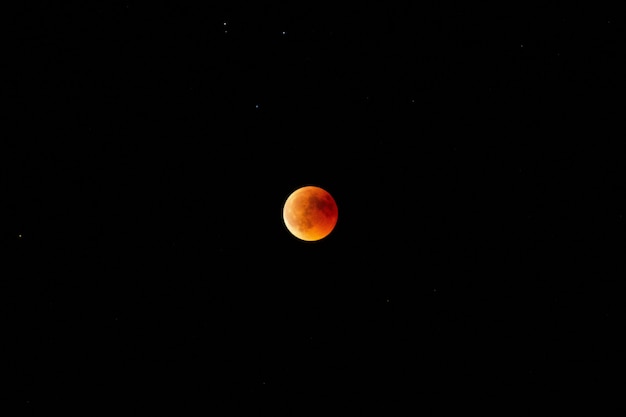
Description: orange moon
xmin=283 ymin=186 xmax=338 ymax=241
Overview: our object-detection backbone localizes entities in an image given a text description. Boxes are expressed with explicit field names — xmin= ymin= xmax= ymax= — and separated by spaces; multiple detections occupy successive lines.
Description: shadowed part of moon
xmin=283 ymin=186 xmax=338 ymax=241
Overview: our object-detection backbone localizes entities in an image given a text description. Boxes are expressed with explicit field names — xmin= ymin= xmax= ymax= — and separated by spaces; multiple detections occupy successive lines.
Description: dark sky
xmin=6 ymin=2 xmax=623 ymax=414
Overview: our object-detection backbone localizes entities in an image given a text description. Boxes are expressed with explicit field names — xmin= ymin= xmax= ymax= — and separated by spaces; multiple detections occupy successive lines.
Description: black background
xmin=5 ymin=2 xmax=623 ymax=414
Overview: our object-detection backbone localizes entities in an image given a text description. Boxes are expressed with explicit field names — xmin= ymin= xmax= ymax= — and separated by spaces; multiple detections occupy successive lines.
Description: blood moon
xmin=283 ymin=186 xmax=338 ymax=241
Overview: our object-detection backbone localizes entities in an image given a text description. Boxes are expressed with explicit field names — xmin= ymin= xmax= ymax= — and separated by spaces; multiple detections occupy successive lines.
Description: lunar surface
xmin=283 ymin=186 xmax=338 ymax=241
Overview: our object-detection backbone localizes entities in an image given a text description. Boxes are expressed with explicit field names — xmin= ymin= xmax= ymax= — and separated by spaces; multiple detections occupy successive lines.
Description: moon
xmin=283 ymin=186 xmax=338 ymax=241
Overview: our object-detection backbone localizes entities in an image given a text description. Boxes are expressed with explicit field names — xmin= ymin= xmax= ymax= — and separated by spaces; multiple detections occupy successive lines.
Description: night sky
xmin=7 ymin=2 xmax=623 ymax=414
